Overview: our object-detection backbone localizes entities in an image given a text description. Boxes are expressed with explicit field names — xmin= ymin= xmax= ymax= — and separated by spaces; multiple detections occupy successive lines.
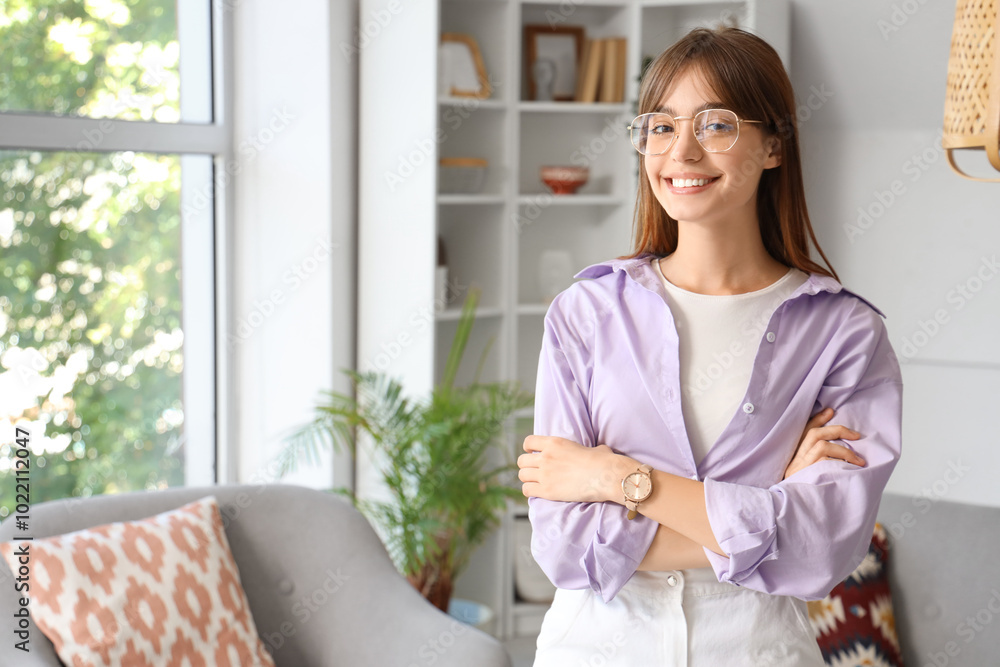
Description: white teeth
xmin=670 ymin=178 xmax=713 ymax=187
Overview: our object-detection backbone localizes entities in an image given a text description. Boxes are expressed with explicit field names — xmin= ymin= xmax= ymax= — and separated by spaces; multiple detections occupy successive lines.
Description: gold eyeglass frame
xmin=626 ymin=109 xmax=765 ymax=155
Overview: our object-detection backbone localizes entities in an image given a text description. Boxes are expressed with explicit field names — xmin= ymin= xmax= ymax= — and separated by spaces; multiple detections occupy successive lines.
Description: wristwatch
xmin=621 ymin=463 xmax=653 ymax=520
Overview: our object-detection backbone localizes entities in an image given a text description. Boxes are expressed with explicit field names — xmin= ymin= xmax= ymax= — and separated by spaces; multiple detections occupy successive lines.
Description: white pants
xmin=532 ymin=567 xmax=826 ymax=667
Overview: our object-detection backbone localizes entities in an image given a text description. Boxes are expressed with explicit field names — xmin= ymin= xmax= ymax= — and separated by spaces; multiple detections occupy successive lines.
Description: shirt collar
xmin=573 ymin=252 xmax=887 ymax=318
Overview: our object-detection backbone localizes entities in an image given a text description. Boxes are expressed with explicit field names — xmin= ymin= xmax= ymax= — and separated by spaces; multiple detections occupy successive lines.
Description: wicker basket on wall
xmin=943 ymin=0 xmax=1000 ymax=182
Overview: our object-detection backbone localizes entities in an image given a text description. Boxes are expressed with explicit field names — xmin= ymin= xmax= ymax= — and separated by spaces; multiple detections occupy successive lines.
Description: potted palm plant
xmin=275 ymin=287 xmax=534 ymax=612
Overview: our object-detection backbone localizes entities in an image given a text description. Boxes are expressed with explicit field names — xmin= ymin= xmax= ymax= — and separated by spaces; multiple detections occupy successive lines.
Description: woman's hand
xmin=517 ymin=435 xmax=634 ymax=504
xmin=783 ymin=407 xmax=865 ymax=480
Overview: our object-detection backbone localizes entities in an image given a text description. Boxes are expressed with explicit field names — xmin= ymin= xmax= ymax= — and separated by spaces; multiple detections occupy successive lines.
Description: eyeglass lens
xmin=631 ymin=110 xmax=741 ymax=154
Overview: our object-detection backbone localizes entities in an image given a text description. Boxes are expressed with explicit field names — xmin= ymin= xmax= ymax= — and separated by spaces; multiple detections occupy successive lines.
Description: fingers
xmin=811 ymin=441 xmax=866 ymax=466
xmin=523 ymin=435 xmax=542 ymax=453
xmin=806 ymin=407 xmax=835 ymax=429
xmin=785 ymin=437 xmax=868 ymax=480
xmin=808 ymin=424 xmax=862 ymax=443
xmin=517 ymin=466 xmax=539 ymax=483
xmin=806 ymin=409 xmax=862 ymax=437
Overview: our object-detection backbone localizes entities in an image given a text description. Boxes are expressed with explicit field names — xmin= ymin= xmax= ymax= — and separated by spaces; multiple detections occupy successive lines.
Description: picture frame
xmin=439 ymin=33 xmax=492 ymax=99
xmin=524 ymin=25 xmax=585 ymax=102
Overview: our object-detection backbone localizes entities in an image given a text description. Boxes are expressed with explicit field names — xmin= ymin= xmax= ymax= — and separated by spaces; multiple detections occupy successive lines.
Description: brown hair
xmin=622 ymin=27 xmax=839 ymax=281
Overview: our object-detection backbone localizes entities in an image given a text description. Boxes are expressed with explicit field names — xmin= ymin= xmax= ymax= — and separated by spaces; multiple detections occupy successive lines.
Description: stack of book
xmin=575 ymin=37 xmax=627 ymax=103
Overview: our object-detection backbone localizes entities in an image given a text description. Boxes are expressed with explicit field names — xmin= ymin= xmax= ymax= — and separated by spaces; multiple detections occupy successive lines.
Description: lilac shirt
xmin=528 ymin=253 xmax=903 ymax=603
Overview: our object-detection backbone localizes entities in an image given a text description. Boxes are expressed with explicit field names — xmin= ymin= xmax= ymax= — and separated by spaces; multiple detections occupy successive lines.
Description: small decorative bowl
xmin=540 ymin=166 xmax=589 ymax=195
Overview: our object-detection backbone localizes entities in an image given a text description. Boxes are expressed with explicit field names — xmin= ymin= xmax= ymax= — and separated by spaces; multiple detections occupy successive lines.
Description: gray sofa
xmin=0 ymin=483 xmax=511 ymax=667
xmin=876 ymin=492 xmax=1000 ymax=665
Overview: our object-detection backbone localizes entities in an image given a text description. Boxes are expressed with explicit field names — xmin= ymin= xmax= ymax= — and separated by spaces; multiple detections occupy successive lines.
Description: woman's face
xmin=643 ymin=67 xmax=780 ymax=230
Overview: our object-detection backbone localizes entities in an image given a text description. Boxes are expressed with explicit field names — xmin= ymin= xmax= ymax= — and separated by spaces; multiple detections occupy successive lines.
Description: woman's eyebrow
xmin=655 ymin=102 xmax=727 ymax=115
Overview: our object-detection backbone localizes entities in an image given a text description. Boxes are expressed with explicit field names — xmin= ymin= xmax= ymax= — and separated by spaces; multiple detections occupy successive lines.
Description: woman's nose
xmin=671 ymin=120 xmax=703 ymax=162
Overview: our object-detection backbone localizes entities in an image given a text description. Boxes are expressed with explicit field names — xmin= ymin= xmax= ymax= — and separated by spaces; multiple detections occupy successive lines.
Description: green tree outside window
xmin=0 ymin=0 xmax=191 ymax=514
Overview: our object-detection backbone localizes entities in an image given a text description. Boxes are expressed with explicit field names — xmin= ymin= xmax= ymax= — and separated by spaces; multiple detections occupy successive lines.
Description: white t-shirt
xmin=651 ymin=257 xmax=810 ymax=466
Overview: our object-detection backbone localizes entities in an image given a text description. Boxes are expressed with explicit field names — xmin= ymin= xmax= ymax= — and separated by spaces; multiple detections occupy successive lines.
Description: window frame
xmin=0 ymin=1 xmax=236 ymax=486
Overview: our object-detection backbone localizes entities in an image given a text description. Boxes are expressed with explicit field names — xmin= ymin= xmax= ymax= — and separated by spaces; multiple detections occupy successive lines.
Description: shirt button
xmin=666 ymin=575 xmax=678 ymax=587
xmin=743 ymin=402 xmax=754 ymax=414
xmin=766 ymin=331 xmax=776 ymax=343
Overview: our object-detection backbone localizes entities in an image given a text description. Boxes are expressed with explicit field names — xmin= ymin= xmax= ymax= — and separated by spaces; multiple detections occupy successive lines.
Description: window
xmin=0 ymin=0 xmax=230 ymax=514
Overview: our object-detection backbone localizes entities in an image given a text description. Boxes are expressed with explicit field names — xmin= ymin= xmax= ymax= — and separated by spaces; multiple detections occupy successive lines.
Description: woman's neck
xmin=657 ymin=221 xmax=789 ymax=296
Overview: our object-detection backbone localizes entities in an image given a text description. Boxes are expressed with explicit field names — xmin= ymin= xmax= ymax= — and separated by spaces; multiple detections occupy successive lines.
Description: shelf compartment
xmin=516 ymin=193 xmax=629 ymax=206
xmin=441 ymin=0 xmax=509 ymax=99
xmin=518 ymin=112 xmax=634 ymax=197
xmin=640 ymin=2 xmax=747 ymax=56
xmin=439 ymin=193 xmax=506 ymax=205
xmin=435 ymin=305 xmax=504 ymax=321
xmin=519 ymin=3 xmax=632 ymax=102
xmin=438 ymin=106 xmax=508 ymax=197
xmin=439 ymin=96 xmax=507 ymax=110
xmin=519 ymin=101 xmax=629 ymax=114
xmin=438 ymin=204 xmax=506 ymax=309
xmin=516 ymin=205 xmax=632 ymax=304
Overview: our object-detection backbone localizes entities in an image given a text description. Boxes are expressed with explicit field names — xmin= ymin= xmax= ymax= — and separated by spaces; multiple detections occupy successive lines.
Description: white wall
xmin=229 ymin=0 xmax=357 ymax=490
xmin=356 ymin=0 xmax=439 ymax=501
xmin=790 ymin=0 xmax=1000 ymax=507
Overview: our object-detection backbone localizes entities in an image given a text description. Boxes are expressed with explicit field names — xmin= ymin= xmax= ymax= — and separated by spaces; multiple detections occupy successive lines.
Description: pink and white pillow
xmin=0 ymin=496 xmax=275 ymax=667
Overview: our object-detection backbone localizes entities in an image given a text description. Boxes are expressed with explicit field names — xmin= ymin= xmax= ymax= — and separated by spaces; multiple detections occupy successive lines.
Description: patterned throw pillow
xmin=807 ymin=522 xmax=904 ymax=667
xmin=0 ymin=496 xmax=275 ymax=667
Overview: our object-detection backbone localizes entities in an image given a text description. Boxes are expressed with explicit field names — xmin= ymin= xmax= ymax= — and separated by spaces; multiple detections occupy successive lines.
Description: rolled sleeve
xmin=528 ymin=300 xmax=658 ymax=603
xmin=702 ymin=304 xmax=903 ymax=600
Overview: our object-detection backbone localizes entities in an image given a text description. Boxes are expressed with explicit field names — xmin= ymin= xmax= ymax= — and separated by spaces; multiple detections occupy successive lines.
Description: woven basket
xmin=943 ymin=0 xmax=1000 ymax=182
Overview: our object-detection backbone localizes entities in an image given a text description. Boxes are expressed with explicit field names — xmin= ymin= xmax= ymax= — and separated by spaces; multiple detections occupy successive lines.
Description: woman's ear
xmin=763 ymin=135 xmax=782 ymax=169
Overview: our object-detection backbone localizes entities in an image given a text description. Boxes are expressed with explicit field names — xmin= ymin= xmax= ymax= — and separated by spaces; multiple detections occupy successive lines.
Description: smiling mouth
xmin=668 ymin=177 xmax=720 ymax=188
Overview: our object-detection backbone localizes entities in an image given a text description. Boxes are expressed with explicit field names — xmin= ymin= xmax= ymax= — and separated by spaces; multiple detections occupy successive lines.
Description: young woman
xmin=517 ymin=27 xmax=903 ymax=666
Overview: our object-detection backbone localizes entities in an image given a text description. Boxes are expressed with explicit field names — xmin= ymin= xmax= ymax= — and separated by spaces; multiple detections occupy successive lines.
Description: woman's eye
xmin=650 ymin=124 xmax=674 ymax=134
xmin=703 ymin=123 xmax=735 ymax=133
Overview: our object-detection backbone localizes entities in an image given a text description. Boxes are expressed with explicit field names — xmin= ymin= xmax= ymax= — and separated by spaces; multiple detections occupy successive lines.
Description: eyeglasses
xmin=627 ymin=109 xmax=764 ymax=155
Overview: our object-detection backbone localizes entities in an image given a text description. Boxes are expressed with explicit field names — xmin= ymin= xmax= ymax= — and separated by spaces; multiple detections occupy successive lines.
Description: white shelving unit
xmin=359 ymin=0 xmax=788 ymax=641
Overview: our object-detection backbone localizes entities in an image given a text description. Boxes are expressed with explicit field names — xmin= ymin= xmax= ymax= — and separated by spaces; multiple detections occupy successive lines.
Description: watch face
xmin=623 ymin=472 xmax=652 ymax=502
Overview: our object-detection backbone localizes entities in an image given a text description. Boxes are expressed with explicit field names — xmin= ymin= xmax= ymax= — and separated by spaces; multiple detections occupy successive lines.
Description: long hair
xmin=622 ymin=27 xmax=838 ymax=281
